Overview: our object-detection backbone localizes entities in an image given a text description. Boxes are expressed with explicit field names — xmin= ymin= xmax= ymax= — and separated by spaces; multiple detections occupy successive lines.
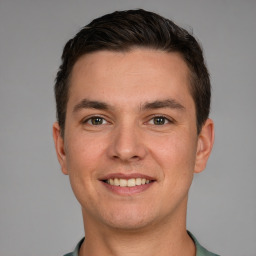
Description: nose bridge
xmin=108 ymin=120 xmax=146 ymax=161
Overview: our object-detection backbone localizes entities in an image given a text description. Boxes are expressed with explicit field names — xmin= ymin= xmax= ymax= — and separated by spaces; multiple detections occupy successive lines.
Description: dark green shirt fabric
xmin=63 ymin=232 xmax=220 ymax=256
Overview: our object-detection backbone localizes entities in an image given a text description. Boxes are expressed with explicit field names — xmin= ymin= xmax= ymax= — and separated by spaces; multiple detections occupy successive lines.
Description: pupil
xmin=154 ymin=117 xmax=165 ymax=125
xmin=92 ymin=117 xmax=102 ymax=125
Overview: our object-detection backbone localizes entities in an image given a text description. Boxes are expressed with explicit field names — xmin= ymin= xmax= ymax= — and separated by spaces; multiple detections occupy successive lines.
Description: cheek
xmin=64 ymin=135 xmax=105 ymax=208
xmin=65 ymin=133 xmax=105 ymax=172
xmin=147 ymin=132 xmax=197 ymax=184
xmin=150 ymin=132 xmax=196 ymax=163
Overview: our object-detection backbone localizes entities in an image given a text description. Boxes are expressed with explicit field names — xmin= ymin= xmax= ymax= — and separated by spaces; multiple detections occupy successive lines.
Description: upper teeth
xmin=107 ymin=178 xmax=150 ymax=187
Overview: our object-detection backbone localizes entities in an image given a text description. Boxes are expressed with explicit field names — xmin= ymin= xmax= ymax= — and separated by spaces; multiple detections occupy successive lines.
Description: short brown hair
xmin=55 ymin=9 xmax=211 ymax=136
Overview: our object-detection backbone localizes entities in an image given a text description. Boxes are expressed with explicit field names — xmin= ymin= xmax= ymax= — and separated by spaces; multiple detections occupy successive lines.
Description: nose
xmin=107 ymin=123 xmax=147 ymax=162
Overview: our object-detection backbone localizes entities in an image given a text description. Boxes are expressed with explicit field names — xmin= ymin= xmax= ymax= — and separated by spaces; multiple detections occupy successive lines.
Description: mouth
xmin=100 ymin=173 xmax=156 ymax=195
xmin=103 ymin=177 xmax=152 ymax=187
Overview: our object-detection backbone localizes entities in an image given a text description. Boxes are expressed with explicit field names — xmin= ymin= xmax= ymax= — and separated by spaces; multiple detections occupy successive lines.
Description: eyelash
xmin=147 ymin=115 xmax=174 ymax=126
xmin=82 ymin=116 xmax=108 ymax=125
xmin=82 ymin=115 xmax=173 ymax=126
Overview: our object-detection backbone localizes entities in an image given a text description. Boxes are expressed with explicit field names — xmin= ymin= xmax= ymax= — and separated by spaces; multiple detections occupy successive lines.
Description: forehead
xmin=68 ymin=48 xmax=193 ymax=109
xmin=72 ymin=48 xmax=190 ymax=81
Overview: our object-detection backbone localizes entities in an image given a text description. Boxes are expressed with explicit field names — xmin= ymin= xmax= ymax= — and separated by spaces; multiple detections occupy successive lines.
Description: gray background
xmin=0 ymin=0 xmax=255 ymax=255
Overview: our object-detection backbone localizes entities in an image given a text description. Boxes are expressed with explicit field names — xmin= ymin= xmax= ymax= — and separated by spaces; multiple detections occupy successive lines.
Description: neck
xmin=79 ymin=205 xmax=195 ymax=256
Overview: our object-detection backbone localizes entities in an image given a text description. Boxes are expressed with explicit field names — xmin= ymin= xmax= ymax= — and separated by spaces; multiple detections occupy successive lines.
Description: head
xmin=55 ymin=9 xmax=210 ymax=137
xmin=53 ymin=9 xmax=214 ymax=232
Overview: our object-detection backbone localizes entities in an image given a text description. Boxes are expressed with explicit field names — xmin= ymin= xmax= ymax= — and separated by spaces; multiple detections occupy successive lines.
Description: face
xmin=53 ymin=48 xmax=214 ymax=231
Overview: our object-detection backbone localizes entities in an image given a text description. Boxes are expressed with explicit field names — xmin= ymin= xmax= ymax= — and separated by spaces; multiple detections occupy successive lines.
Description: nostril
xmin=112 ymin=155 xmax=140 ymax=161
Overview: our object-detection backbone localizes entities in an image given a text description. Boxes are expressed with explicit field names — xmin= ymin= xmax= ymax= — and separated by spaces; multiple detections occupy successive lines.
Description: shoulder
xmin=188 ymin=231 xmax=220 ymax=256
xmin=63 ymin=238 xmax=85 ymax=256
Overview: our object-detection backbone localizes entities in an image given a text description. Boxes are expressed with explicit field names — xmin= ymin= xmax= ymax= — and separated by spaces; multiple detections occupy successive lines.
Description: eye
xmin=84 ymin=116 xmax=107 ymax=125
xmin=148 ymin=116 xmax=171 ymax=125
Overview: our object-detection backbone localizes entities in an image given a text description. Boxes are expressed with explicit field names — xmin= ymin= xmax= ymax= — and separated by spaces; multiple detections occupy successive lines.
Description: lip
xmin=99 ymin=173 xmax=156 ymax=196
xmin=99 ymin=173 xmax=156 ymax=181
xmin=101 ymin=180 xmax=154 ymax=196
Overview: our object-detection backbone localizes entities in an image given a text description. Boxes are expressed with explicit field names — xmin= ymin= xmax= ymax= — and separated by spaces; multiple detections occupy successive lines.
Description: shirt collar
xmin=65 ymin=231 xmax=219 ymax=256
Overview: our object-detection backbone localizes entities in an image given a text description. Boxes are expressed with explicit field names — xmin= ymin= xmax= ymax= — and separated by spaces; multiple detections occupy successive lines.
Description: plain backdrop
xmin=0 ymin=0 xmax=255 ymax=255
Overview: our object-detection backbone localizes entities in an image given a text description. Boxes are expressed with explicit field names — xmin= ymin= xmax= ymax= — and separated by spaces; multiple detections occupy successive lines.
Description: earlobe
xmin=52 ymin=122 xmax=68 ymax=175
xmin=194 ymin=119 xmax=214 ymax=173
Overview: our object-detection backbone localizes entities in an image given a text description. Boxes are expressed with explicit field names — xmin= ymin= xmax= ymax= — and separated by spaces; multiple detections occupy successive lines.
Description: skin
xmin=53 ymin=48 xmax=214 ymax=256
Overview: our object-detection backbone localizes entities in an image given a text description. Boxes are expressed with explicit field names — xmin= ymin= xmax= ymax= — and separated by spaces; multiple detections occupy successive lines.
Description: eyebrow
xmin=141 ymin=99 xmax=185 ymax=111
xmin=73 ymin=98 xmax=185 ymax=113
xmin=73 ymin=99 xmax=110 ymax=113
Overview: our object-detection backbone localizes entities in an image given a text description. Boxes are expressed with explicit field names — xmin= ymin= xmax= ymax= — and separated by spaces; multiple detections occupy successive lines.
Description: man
xmin=53 ymin=9 xmax=218 ymax=256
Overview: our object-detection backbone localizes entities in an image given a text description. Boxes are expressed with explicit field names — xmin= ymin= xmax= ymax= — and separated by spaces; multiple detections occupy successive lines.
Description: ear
xmin=52 ymin=122 xmax=68 ymax=175
xmin=194 ymin=118 xmax=214 ymax=173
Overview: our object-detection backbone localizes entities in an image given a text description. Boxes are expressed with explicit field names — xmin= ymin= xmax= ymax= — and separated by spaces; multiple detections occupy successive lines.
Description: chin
xmin=105 ymin=217 xmax=152 ymax=231
xmin=100 ymin=207 xmax=157 ymax=231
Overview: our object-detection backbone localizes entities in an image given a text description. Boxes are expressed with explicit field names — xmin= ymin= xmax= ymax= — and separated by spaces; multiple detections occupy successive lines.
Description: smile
xmin=100 ymin=173 xmax=155 ymax=195
xmin=105 ymin=178 xmax=151 ymax=187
